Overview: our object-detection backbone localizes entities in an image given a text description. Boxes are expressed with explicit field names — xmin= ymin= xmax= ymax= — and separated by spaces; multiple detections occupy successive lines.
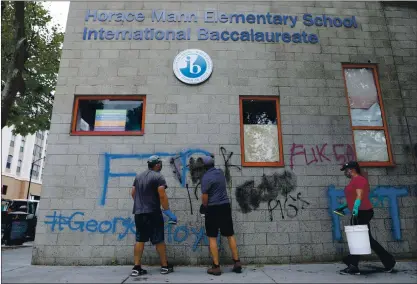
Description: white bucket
xmin=344 ymin=225 xmax=372 ymax=255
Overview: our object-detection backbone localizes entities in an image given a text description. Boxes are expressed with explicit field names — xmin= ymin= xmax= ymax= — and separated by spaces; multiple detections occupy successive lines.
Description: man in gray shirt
xmin=200 ymin=156 xmax=242 ymax=276
xmin=130 ymin=155 xmax=177 ymax=276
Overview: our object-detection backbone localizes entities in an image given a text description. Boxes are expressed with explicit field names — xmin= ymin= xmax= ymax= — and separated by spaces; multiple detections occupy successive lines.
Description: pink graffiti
xmin=290 ymin=143 xmax=356 ymax=169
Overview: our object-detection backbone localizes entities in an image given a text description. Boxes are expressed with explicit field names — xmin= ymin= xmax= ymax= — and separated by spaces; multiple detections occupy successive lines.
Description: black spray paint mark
xmin=268 ymin=192 xmax=311 ymax=221
xmin=220 ymin=147 xmax=242 ymax=184
xmin=170 ymin=157 xmax=182 ymax=184
xmin=188 ymin=157 xmax=206 ymax=200
xmin=235 ymin=170 xmax=297 ymax=214
xmin=170 ymin=157 xmax=193 ymax=215
xmin=186 ymin=183 xmax=193 ymax=215
xmin=220 ymin=147 xmax=242 ymax=208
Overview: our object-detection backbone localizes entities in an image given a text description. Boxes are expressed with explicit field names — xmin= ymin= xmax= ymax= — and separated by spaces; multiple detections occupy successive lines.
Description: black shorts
xmin=205 ymin=203 xmax=234 ymax=238
xmin=135 ymin=211 xmax=164 ymax=245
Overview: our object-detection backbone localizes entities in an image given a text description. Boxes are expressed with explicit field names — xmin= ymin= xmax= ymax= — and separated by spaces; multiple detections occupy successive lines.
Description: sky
xmin=43 ymin=1 xmax=70 ymax=32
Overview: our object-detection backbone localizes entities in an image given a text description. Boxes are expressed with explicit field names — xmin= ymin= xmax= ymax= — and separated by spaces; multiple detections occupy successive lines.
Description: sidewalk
xmin=2 ymin=248 xmax=416 ymax=283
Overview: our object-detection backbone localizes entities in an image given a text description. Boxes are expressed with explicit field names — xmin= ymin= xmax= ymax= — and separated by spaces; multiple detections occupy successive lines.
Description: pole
xmin=26 ymin=156 xmax=44 ymax=200
xmin=26 ymin=162 xmax=34 ymax=200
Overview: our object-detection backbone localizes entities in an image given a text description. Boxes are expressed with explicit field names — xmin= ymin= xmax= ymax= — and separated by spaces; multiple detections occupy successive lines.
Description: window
xmin=36 ymin=131 xmax=44 ymax=140
xmin=16 ymin=160 xmax=22 ymax=174
xmin=239 ymin=96 xmax=284 ymax=167
xmin=33 ymin=145 xmax=42 ymax=158
xmin=6 ymin=155 xmax=13 ymax=169
xmin=10 ymin=135 xmax=15 ymax=147
xmin=71 ymin=95 xmax=146 ymax=136
xmin=342 ymin=64 xmax=393 ymax=166
xmin=31 ymin=164 xmax=40 ymax=179
xmin=2 ymin=185 xmax=7 ymax=195
xmin=20 ymin=138 xmax=25 ymax=152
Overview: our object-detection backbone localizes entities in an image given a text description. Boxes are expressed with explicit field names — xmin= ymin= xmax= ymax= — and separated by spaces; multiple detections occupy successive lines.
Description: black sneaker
xmin=384 ymin=261 xmax=396 ymax=273
xmin=131 ymin=265 xmax=147 ymax=276
xmin=161 ymin=263 xmax=174 ymax=274
xmin=340 ymin=265 xmax=360 ymax=275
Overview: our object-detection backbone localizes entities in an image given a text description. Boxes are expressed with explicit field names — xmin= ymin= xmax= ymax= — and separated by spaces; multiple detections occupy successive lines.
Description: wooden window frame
xmin=70 ymin=95 xmax=146 ymax=136
xmin=342 ymin=64 xmax=394 ymax=167
xmin=239 ymin=96 xmax=284 ymax=167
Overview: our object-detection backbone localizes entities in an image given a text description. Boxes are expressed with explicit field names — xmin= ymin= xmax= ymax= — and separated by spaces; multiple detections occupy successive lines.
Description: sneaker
xmin=207 ymin=264 xmax=222 ymax=276
xmin=384 ymin=261 xmax=396 ymax=273
xmin=131 ymin=265 xmax=147 ymax=276
xmin=339 ymin=265 xmax=360 ymax=275
xmin=232 ymin=260 xmax=242 ymax=273
xmin=161 ymin=263 xmax=174 ymax=274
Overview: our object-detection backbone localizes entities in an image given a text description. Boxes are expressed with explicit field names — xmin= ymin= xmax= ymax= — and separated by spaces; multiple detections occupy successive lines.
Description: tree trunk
xmin=1 ymin=1 xmax=26 ymax=129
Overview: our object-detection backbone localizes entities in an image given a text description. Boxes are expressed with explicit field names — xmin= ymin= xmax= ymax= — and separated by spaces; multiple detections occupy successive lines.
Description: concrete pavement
xmin=2 ymin=247 xmax=416 ymax=283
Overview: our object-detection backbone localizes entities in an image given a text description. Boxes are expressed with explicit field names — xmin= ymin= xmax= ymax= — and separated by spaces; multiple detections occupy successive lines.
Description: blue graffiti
xmin=101 ymin=148 xmax=212 ymax=206
xmin=327 ymin=185 xmax=408 ymax=241
xmin=44 ymin=211 xmax=136 ymax=240
xmin=44 ymin=211 xmax=219 ymax=251
xmin=165 ymin=223 xmax=222 ymax=252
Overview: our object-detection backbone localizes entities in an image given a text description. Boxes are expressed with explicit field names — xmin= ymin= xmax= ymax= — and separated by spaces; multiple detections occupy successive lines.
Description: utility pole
xmin=26 ymin=156 xmax=45 ymax=200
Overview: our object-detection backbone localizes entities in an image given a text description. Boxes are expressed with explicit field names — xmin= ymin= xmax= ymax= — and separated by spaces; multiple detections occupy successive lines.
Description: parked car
xmin=1 ymin=199 xmax=39 ymax=244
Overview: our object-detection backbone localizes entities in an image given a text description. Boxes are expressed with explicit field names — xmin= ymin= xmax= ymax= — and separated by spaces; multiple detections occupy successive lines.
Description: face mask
xmin=344 ymin=169 xmax=352 ymax=178
xmin=158 ymin=163 xmax=163 ymax=172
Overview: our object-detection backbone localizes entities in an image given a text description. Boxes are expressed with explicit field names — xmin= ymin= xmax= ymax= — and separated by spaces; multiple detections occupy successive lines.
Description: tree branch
xmin=1 ymin=1 xmax=26 ymax=129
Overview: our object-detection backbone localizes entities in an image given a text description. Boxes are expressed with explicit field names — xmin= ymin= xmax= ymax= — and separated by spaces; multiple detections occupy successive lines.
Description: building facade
xmin=1 ymin=127 xmax=48 ymax=200
xmin=33 ymin=1 xmax=416 ymax=265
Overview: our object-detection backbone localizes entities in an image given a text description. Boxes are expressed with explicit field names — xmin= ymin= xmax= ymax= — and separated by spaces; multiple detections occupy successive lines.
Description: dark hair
xmin=353 ymin=165 xmax=361 ymax=174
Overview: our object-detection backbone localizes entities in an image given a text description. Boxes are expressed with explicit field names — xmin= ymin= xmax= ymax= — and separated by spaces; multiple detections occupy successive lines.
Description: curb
xmin=1 ymin=243 xmax=33 ymax=250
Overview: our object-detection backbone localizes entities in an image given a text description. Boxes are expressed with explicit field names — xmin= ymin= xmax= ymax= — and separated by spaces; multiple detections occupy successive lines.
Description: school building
xmin=32 ymin=1 xmax=417 ymax=265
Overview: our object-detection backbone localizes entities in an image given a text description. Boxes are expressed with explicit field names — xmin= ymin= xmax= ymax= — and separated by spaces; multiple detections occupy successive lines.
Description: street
xmin=1 ymin=246 xmax=416 ymax=283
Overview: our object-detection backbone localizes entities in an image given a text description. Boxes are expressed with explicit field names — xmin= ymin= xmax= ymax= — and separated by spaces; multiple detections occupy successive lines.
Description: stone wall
xmin=32 ymin=1 xmax=417 ymax=265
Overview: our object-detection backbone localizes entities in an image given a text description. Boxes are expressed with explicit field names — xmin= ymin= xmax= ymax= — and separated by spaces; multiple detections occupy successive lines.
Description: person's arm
xmin=200 ymin=175 xmax=210 ymax=207
xmin=352 ymin=185 xmax=363 ymax=217
xmin=202 ymin=194 xmax=209 ymax=207
xmin=157 ymin=186 xmax=169 ymax=210
xmin=131 ymin=178 xmax=136 ymax=200
xmin=157 ymin=175 xmax=177 ymax=223
xmin=131 ymin=186 xmax=136 ymax=200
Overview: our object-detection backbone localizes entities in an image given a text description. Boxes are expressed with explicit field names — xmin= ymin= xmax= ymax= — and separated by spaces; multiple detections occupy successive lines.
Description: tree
xmin=1 ymin=2 xmax=64 ymax=136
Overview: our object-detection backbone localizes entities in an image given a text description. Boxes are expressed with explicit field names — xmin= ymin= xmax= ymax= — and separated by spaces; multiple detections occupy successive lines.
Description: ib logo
xmin=173 ymin=49 xmax=213 ymax=85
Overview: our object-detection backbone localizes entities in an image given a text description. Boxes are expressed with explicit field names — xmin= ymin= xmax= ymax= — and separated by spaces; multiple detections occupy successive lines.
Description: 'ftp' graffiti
xmin=290 ymin=143 xmax=355 ymax=169
xmin=327 ymin=185 xmax=408 ymax=241
xmin=102 ymin=148 xmax=211 ymax=206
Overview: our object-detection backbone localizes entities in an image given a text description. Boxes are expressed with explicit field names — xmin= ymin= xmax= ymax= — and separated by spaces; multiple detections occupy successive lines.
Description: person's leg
xmin=205 ymin=206 xmax=221 ymax=276
xmin=155 ymin=242 xmax=168 ymax=267
xmin=209 ymin=237 xmax=220 ymax=265
xmin=366 ymin=213 xmax=396 ymax=270
xmin=134 ymin=242 xmax=145 ymax=266
xmin=132 ymin=214 xmax=149 ymax=276
xmin=151 ymin=212 xmax=173 ymax=274
xmin=227 ymin=236 xmax=239 ymax=261
xmin=340 ymin=212 xmax=370 ymax=275
xmin=220 ymin=203 xmax=242 ymax=273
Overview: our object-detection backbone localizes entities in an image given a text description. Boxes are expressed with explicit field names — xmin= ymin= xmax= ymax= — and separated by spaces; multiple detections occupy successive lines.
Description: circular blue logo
xmin=173 ymin=49 xmax=213 ymax=85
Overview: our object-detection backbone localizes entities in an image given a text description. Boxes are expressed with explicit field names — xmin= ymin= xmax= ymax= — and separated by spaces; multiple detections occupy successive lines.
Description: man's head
xmin=202 ymin=155 xmax=214 ymax=169
xmin=340 ymin=161 xmax=361 ymax=178
xmin=147 ymin=155 xmax=162 ymax=172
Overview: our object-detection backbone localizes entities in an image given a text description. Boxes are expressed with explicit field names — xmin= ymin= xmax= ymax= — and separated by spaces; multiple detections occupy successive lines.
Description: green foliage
xmin=1 ymin=1 xmax=64 ymax=136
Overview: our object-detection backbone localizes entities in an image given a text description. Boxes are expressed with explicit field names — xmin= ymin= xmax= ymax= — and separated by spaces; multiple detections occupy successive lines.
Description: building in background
xmin=1 ymin=126 xmax=48 ymax=200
